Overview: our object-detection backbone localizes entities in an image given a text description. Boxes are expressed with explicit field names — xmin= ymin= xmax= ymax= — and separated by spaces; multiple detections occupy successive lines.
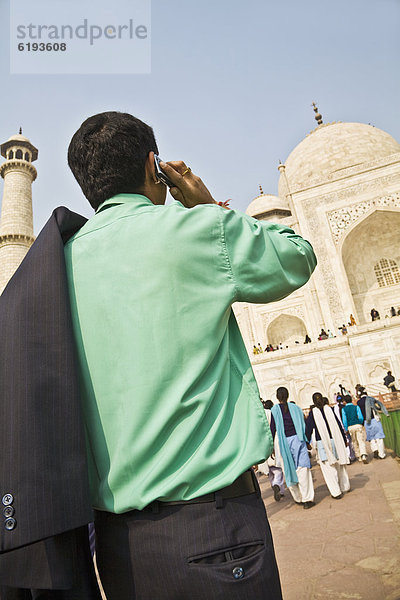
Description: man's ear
xmin=144 ymin=151 xmax=158 ymax=184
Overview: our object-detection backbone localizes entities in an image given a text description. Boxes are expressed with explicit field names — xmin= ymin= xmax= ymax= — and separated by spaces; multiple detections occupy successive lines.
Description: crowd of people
xmin=371 ymin=306 xmax=400 ymax=321
xmin=254 ymin=315 xmax=364 ymax=353
xmin=253 ymin=343 xmax=286 ymax=353
xmin=254 ymin=309 xmax=400 ymax=355
xmin=257 ymin=383 xmax=392 ymax=508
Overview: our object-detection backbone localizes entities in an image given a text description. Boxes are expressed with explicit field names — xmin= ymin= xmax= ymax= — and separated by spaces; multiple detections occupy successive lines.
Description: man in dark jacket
xmin=383 ymin=371 xmax=398 ymax=392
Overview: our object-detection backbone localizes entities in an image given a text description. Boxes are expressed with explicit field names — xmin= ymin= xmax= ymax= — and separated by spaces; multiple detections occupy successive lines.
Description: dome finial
xmin=259 ymin=184 xmax=264 ymax=195
xmin=19 ymin=127 xmax=22 ymax=135
xmin=312 ymin=102 xmax=323 ymax=126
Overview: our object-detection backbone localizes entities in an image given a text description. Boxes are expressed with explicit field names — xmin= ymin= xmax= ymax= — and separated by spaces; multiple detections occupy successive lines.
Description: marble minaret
xmin=0 ymin=129 xmax=38 ymax=293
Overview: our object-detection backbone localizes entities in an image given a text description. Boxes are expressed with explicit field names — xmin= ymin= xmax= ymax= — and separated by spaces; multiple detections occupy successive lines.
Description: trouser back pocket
xmin=188 ymin=541 xmax=264 ymax=565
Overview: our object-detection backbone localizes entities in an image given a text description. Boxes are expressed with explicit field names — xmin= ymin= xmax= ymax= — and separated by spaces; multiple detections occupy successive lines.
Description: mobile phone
xmin=154 ymin=154 xmax=174 ymax=188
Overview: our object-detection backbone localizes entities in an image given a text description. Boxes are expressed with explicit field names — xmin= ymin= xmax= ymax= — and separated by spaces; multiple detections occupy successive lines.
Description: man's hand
xmin=159 ymin=160 xmax=216 ymax=209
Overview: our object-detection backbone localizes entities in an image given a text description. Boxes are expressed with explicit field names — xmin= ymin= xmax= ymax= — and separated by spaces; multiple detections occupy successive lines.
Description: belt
xmin=145 ymin=470 xmax=258 ymax=512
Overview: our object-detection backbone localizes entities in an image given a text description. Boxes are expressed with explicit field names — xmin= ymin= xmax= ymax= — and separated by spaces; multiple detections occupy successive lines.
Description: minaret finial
xmin=312 ymin=102 xmax=323 ymax=126
xmin=259 ymin=184 xmax=264 ymax=195
xmin=19 ymin=127 xmax=22 ymax=135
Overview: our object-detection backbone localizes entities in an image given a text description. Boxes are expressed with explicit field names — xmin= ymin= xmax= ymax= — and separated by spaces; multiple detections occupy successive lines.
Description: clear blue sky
xmin=0 ymin=0 xmax=399 ymax=232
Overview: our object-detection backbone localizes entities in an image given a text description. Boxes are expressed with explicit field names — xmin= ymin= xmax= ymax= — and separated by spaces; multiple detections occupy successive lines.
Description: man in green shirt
xmin=66 ymin=111 xmax=317 ymax=599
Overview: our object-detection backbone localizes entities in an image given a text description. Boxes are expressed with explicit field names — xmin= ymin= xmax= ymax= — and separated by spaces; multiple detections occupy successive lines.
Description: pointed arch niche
xmin=267 ymin=314 xmax=307 ymax=347
xmin=341 ymin=209 xmax=400 ymax=324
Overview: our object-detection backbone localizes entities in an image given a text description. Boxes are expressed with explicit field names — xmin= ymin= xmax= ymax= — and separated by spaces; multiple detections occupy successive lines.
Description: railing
xmin=377 ymin=391 xmax=400 ymax=412
xmin=366 ymin=382 xmax=389 ymax=396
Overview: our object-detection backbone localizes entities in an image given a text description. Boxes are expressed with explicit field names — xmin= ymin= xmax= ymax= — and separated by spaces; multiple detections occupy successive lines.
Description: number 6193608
xmin=18 ymin=42 xmax=67 ymax=51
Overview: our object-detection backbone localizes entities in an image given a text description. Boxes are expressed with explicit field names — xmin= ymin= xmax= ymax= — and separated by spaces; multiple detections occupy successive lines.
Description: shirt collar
xmin=96 ymin=193 xmax=154 ymax=214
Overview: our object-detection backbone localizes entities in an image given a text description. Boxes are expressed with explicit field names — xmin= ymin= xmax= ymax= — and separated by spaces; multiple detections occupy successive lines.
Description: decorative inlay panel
xmin=327 ymin=193 xmax=400 ymax=244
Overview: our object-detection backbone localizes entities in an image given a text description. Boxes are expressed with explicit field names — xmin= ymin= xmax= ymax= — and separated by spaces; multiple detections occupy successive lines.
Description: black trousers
xmin=95 ymin=489 xmax=282 ymax=600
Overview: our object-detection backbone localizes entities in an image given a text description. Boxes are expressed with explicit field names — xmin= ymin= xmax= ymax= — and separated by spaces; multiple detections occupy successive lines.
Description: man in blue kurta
xmin=64 ymin=111 xmax=317 ymax=599
xmin=270 ymin=387 xmax=315 ymax=509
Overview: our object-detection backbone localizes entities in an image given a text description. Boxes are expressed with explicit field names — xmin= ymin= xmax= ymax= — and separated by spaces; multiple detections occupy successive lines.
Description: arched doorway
xmin=342 ymin=210 xmax=400 ymax=324
xmin=267 ymin=314 xmax=307 ymax=347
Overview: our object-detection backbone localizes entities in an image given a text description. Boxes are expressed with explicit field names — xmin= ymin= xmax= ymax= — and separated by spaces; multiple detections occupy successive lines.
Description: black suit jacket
xmin=0 ymin=207 xmax=96 ymax=589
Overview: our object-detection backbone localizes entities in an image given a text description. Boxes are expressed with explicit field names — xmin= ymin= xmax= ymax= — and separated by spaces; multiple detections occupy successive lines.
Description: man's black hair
xmin=264 ymin=400 xmax=274 ymax=410
xmin=276 ymin=387 xmax=289 ymax=402
xmin=68 ymin=111 xmax=159 ymax=210
xmin=312 ymin=391 xmax=323 ymax=403
xmin=344 ymin=395 xmax=353 ymax=404
xmin=356 ymin=385 xmax=366 ymax=397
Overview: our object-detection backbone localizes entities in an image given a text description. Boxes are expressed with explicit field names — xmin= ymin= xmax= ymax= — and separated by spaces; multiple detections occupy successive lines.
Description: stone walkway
xmin=260 ymin=454 xmax=400 ymax=600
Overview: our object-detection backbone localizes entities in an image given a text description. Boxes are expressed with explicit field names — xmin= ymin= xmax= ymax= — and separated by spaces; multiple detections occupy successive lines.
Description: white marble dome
xmin=7 ymin=133 xmax=31 ymax=144
xmin=279 ymin=122 xmax=400 ymax=194
xmin=246 ymin=193 xmax=289 ymax=219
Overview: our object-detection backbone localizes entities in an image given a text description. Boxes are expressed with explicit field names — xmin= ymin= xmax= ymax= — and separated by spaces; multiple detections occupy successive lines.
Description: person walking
xmin=334 ymin=395 xmax=356 ymax=462
xmin=356 ymin=385 xmax=389 ymax=459
xmin=341 ymin=395 xmax=368 ymax=463
xmin=270 ymin=387 xmax=315 ymax=509
xmin=306 ymin=393 xmax=350 ymax=499
xmin=258 ymin=400 xmax=285 ymax=502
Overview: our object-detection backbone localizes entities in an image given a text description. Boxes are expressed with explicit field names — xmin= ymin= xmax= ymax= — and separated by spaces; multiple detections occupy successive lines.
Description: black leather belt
xmin=145 ymin=470 xmax=257 ymax=512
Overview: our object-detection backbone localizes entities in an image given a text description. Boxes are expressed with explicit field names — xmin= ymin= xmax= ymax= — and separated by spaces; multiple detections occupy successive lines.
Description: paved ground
xmin=260 ymin=453 xmax=400 ymax=600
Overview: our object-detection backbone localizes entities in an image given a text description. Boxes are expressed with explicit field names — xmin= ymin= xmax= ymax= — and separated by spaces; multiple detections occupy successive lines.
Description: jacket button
xmin=2 ymin=494 xmax=13 ymax=506
xmin=3 ymin=506 xmax=14 ymax=518
xmin=4 ymin=518 xmax=16 ymax=531
xmin=232 ymin=566 xmax=244 ymax=579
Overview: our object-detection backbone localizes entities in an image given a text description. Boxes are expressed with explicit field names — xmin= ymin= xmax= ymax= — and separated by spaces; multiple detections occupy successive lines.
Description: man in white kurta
xmin=306 ymin=393 xmax=350 ymax=499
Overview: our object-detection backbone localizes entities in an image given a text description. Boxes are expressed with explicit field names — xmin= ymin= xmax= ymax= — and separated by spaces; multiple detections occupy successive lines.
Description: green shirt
xmin=64 ymin=194 xmax=316 ymax=513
